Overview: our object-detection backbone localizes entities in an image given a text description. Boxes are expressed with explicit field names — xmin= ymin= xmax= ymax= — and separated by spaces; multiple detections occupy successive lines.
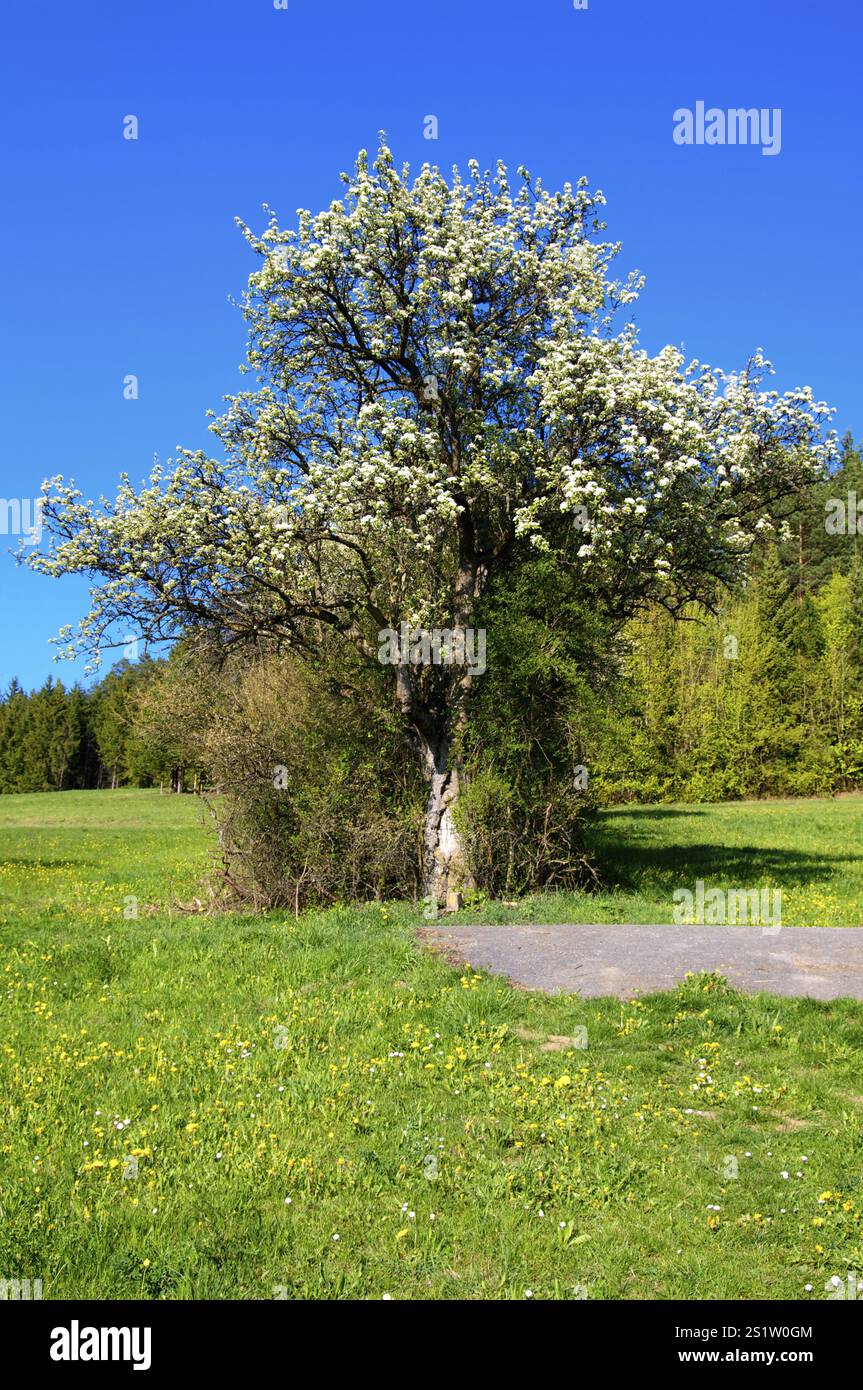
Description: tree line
xmin=592 ymin=434 xmax=863 ymax=801
xmin=0 ymin=658 xmax=191 ymax=794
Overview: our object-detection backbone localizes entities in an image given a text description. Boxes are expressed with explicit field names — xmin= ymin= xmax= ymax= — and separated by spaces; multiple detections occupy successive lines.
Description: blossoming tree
xmin=26 ymin=142 xmax=835 ymax=902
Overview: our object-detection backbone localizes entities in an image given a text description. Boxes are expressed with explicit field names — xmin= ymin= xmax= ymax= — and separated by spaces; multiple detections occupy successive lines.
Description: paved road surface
xmin=419 ymin=923 xmax=863 ymax=1000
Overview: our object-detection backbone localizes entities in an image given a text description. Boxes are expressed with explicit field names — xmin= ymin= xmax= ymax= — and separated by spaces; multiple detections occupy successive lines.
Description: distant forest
xmin=0 ymin=658 xmax=196 ymax=795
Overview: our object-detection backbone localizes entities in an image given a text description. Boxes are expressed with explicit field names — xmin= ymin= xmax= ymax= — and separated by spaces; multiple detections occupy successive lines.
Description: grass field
xmin=471 ymin=796 xmax=863 ymax=928
xmin=1 ymin=790 xmax=862 ymax=1300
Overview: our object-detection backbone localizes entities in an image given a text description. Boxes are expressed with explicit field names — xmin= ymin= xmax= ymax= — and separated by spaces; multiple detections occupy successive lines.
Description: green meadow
xmin=471 ymin=796 xmax=863 ymax=928
xmin=1 ymin=790 xmax=861 ymax=1300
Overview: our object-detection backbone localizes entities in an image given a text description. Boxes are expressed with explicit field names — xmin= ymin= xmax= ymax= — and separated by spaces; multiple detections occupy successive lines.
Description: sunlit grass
xmin=461 ymin=796 xmax=863 ymax=927
xmin=0 ymin=790 xmax=861 ymax=1300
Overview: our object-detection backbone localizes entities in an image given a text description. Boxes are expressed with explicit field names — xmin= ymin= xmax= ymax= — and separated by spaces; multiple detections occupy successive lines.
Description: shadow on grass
xmin=0 ymin=857 xmax=92 ymax=871
xmin=598 ymin=806 xmax=709 ymax=820
xmin=588 ymin=837 xmax=859 ymax=893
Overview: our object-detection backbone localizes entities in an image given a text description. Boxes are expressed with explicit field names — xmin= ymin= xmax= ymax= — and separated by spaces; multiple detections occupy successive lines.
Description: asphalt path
xmin=419 ymin=923 xmax=863 ymax=999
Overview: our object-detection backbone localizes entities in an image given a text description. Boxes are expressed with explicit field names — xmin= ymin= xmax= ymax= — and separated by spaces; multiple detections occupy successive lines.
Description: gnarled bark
xmin=420 ymin=733 xmax=474 ymax=907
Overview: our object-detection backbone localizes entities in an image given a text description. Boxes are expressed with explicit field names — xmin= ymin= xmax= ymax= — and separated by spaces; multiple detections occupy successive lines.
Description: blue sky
xmin=1 ymin=0 xmax=861 ymax=689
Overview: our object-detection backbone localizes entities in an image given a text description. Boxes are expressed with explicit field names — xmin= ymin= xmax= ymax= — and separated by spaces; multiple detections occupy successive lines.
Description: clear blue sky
xmin=1 ymin=0 xmax=860 ymax=689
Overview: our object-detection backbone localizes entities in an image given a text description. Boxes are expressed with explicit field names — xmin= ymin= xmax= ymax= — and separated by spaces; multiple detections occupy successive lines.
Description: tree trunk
xmin=421 ymin=733 xmax=473 ymax=907
xmin=393 ymin=650 xmax=477 ymax=907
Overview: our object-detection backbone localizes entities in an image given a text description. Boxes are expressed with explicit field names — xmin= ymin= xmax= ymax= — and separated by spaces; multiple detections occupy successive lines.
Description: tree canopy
xmin=23 ymin=141 xmax=837 ymax=898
